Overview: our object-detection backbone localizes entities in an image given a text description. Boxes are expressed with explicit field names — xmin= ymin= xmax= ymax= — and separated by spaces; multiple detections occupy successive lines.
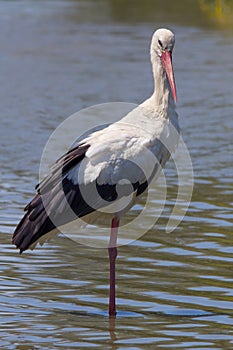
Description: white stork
xmin=13 ymin=28 xmax=180 ymax=317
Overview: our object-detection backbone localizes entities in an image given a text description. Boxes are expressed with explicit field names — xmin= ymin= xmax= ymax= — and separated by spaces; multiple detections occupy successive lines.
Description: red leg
xmin=108 ymin=216 xmax=119 ymax=317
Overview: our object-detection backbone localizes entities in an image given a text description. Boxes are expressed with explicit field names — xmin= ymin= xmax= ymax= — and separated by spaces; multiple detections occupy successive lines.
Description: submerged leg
xmin=108 ymin=216 xmax=119 ymax=317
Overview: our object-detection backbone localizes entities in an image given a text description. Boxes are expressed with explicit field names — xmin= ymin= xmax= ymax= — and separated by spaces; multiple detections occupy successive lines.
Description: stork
xmin=13 ymin=28 xmax=180 ymax=317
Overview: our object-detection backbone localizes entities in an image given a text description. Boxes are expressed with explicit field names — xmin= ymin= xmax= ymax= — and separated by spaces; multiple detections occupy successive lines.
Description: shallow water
xmin=0 ymin=1 xmax=233 ymax=349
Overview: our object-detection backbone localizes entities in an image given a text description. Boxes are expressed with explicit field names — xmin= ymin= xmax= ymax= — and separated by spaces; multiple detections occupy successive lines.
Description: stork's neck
xmin=151 ymin=59 xmax=175 ymax=114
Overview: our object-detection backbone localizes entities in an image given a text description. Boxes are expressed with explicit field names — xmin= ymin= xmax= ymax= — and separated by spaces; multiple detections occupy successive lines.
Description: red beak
xmin=161 ymin=51 xmax=177 ymax=103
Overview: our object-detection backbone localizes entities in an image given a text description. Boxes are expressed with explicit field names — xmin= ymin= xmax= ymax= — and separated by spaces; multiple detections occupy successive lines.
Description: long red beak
xmin=161 ymin=51 xmax=177 ymax=103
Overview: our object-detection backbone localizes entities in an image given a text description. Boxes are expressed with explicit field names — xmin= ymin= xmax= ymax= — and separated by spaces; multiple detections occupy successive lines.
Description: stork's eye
xmin=158 ymin=39 xmax=163 ymax=48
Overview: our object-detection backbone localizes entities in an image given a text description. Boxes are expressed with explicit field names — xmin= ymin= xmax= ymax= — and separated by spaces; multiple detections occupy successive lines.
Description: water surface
xmin=0 ymin=1 xmax=233 ymax=349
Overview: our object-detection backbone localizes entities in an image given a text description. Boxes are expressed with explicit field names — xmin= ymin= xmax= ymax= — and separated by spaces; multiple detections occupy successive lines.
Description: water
xmin=1 ymin=0 xmax=233 ymax=348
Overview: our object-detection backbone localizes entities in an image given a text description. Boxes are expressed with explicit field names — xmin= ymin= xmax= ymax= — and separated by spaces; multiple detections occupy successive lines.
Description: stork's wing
xmin=12 ymin=139 xmax=152 ymax=253
xmin=35 ymin=143 xmax=90 ymax=194
xmin=12 ymin=143 xmax=92 ymax=252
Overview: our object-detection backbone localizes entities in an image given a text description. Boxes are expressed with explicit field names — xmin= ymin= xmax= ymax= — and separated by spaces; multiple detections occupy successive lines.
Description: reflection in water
xmin=0 ymin=0 xmax=233 ymax=349
xmin=107 ymin=0 xmax=202 ymax=26
xmin=199 ymin=0 xmax=233 ymax=28
xmin=109 ymin=317 xmax=117 ymax=348
xmin=107 ymin=0 xmax=233 ymax=29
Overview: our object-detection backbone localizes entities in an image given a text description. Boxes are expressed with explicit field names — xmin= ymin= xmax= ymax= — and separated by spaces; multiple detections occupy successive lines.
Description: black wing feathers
xmin=35 ymin=143 xmax=90 ymax=194
xmin=12 ymin=144 xmax=90 ymax=252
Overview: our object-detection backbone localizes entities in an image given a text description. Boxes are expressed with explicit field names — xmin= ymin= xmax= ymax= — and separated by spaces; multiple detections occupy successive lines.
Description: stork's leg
xmin=108 ymin=216 xmax=119 ymax=317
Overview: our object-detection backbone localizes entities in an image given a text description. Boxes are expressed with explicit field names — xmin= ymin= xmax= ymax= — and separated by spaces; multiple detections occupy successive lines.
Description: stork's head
xmin=150 ymin=28 xmax=177 ymax=102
